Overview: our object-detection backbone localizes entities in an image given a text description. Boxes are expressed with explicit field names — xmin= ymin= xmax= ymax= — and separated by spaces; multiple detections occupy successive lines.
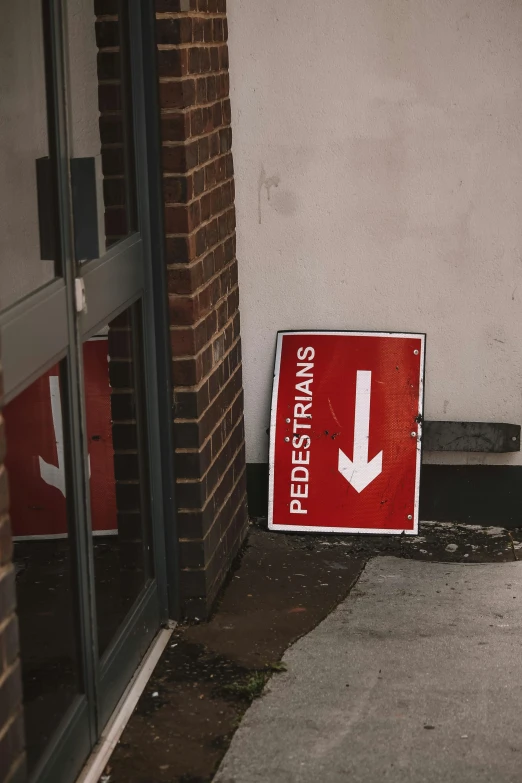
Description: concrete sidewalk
xmin=215 ymin=557 xmax=522 ymax=783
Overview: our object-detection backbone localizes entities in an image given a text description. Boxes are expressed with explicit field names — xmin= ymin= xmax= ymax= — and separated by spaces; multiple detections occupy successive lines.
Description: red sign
xmin=269 ymin=331 xmax=425 ymax=534
xmin=4 ymin=338 xmax=118 ymax=539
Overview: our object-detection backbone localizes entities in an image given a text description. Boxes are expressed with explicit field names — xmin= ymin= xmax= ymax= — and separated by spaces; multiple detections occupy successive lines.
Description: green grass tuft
xmin=220 ymin=671 xmax=268 ymax=702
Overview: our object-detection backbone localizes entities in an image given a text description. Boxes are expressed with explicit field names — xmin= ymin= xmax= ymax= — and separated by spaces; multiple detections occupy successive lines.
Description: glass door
xmin=0 ymin=1 xmax=170 ymax=781
xmin=65 ymin=0 xmax=169 ymax=732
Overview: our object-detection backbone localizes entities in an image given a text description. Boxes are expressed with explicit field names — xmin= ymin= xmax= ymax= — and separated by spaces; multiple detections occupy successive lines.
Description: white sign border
xmin=268 ymin=330 xmax=426 ymax=535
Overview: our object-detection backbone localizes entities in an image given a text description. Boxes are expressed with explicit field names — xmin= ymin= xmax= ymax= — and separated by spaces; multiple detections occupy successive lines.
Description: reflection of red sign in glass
xmin=4 ymin=338 xmax=117 ymax=539
xmin=269 ymin=331 xmax=425 ymax=534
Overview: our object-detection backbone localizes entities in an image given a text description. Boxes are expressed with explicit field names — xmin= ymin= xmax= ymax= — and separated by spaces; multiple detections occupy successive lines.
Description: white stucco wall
xmin=228 ymin=0 xmax=522 ymax=466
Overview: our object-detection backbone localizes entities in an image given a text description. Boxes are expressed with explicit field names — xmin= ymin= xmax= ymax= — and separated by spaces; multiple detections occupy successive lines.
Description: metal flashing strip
xmin=423 ymin=421 xmax=521 ymax=453
xmin=76 ymin=624 xmax=175 ymax=783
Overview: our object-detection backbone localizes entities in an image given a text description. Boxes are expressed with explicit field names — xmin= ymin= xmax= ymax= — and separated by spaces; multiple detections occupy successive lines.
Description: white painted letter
xmin=293 ymin=434 xmax=311 ymax=449
xmin=297 ymin=347 xmax=315 ymax=361
xmin=291 ymin=483 xmax=309 ymax=498
xmin=296 ymin=363 xmax=314 ymax=378
xmin=295 ymin=379 xmax=313 ymax=396
xmin=290 ymin=500 xmax=307 ymax=514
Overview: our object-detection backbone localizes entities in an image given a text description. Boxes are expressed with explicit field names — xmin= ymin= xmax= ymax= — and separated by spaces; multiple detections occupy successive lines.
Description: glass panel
xmin=4 ymin=359 xmax=82 ymax=773
xmin=66 ymin=0 xmax=138 ymax=258
xmin=0 ymin=0 xmax=59 ymax=312
xmin=84 ymin=302 xmax=153 ymax=658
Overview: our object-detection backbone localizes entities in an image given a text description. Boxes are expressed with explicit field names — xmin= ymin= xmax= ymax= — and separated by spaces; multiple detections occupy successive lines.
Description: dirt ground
xmin=102 ymin=520 xmax=522 ymax=783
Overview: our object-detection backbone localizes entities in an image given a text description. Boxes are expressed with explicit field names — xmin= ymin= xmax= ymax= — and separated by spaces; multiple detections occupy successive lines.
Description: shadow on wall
xmin=246 ymin=462 xmax=522 ymax=528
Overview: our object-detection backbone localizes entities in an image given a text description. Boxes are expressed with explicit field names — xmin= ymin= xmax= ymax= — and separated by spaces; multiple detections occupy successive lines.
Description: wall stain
xmin=258 ymin=165 xmax=280 ymax=224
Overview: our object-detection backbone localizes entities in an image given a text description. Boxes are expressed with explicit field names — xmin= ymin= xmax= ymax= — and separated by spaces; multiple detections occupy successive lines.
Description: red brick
xmin=171 ymin=325 xmax=197 ymax=357
xmin=192 ymin=17 xmax=204 ymax=43
xmin=154 ymin=0 xmax=247 ymax=618
xmin=169 ymin=294 xmax=199 ymax=326
xmin=98 ymin=83 xmax=122 ymax=112
xmin=223 ymin=98 xmax=231 ymax=124
xmin=0 ymin=710 xmax=25 ymax=783
xmin=105 ymin=208 xmax=128 ymax=237
xmin=95 ymin=20 xmax=120 ymax=48
xmin=101 ymin=147 xmax=125 ymax=176
xmin=164 ymin=201 xmax=201 ymax=234
xmin=162 ymin=140 xmax=199 ymax=173
xmin=167 ymin=260 xmax=204 ymax=294
xmin=172 ymin=356 xmax=201 ymax=387
xmin=219 ymin=45 xmax=229 ymax=70
xmin=201 ymin=47 xmax=211 ymax=73
xmin=196 ymin=77 xmax=207 ymax=104
xmin=160 ymin=79 xmax=197 ymax=110
xmin=203 ymin=19 xmax=213 ymax=42
xmin=165 ymin=234 xmax=198 ymax=264
xmin=164 ymin=175 xmax=193 ymax=204
xmin=157 ymin=48 xmax=189 ymax=78
xmin=161 ymin=112 xmax=191 ymax=142
xmin=156 ymin=17 xmax=193 ymax=46
xmin=156 ymin=0 xmax=197 ymax=10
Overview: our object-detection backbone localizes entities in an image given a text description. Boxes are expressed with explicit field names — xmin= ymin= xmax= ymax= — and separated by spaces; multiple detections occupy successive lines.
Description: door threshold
xmin=77 ymin=623 xmax=175 ymax=783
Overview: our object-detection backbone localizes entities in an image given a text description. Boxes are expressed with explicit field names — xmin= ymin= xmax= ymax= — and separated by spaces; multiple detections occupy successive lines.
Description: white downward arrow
xmin=338 ymin=370 xmax=383 ymax=493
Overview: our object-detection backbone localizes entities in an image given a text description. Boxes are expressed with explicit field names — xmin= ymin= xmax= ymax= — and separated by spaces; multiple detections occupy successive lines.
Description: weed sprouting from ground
xmin=267 ymin=661 xmax=287 ymax=673
xmin=218 ymin=661 xmax=288 ymax=702
xmin=220 ymin=671 xmax=268 ymax=702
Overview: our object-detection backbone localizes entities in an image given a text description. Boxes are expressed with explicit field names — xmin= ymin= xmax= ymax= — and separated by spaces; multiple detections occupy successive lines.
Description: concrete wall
xmin=228 ymin=0 xmax=522 ymax=467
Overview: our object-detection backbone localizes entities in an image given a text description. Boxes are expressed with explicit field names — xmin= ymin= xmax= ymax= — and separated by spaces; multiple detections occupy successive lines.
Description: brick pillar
xmin=0 ymin=348 xmax=25 ymax=782
xmin=156 ymin=0 xmax=248 ymax=618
